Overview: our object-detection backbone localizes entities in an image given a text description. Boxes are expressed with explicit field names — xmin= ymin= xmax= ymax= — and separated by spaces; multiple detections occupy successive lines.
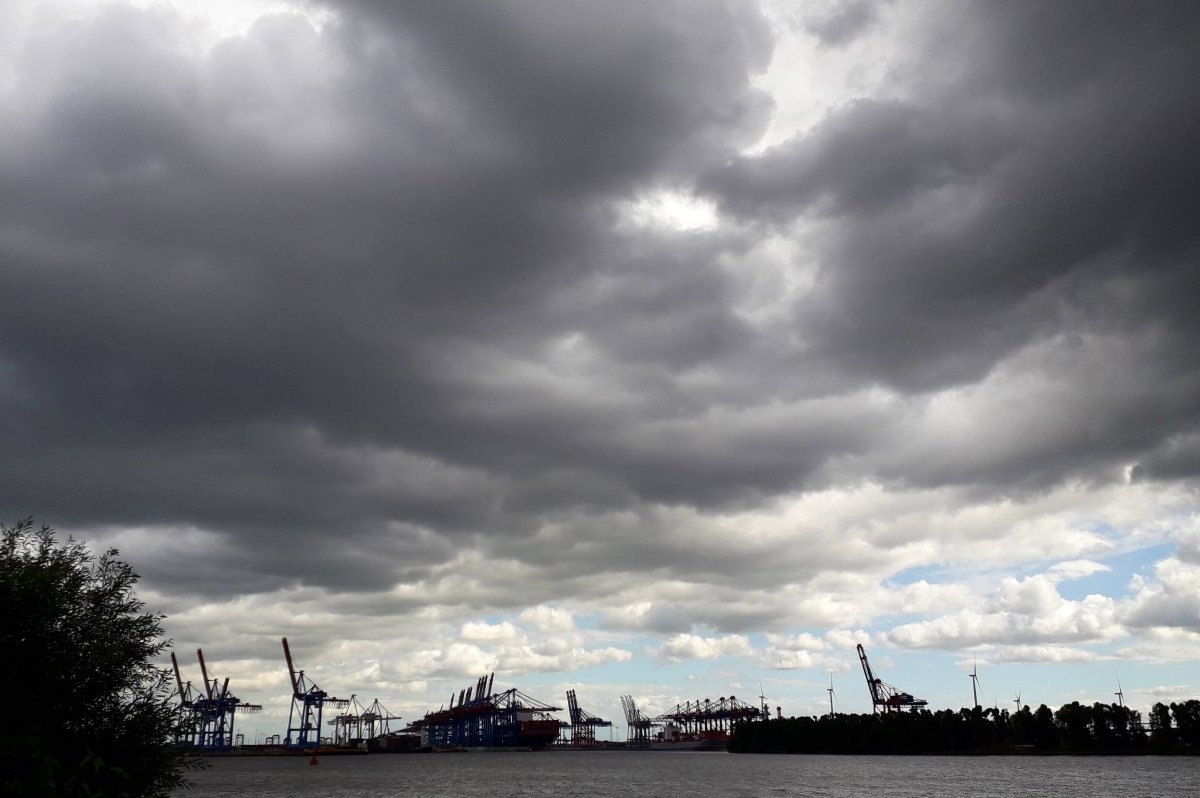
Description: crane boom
xmin=856 ymin=644 xmax=927 ymax=714
xmin=857 ymin=644 xmax=884 ymax=706
xmin=567 ymin=689 xmax=581 ymax=724
xmin=198 ymin=648 xmax=214 ymax=700
xmin=170 ymin=647 xmax=260 ymax=751
xmin=281 ymin=636 xmax=345 ymax=748
xmin=171 ymin=652 xmax=187 ymax=700
xmin=282 ymin=637 xmax=302 ymax=697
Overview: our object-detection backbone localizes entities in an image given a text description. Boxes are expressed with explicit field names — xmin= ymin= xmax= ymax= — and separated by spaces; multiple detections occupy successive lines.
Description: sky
xmin=2 ymin=0 xmax=1199 ymax=740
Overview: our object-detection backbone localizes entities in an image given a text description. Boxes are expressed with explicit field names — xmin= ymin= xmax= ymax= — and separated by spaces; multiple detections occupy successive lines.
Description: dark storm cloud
xmin=0 ymin=0 xmax=775 ymax=594
xmin=1132 ymin=434 xmax=1200 ymax=483
xmin=702 ymin=0 xmax=1200 ymax=487
xmin=803 ymin=0 xmax=881 ymax=47
xmin=3 ymin=0 xmax=1200 ymax=609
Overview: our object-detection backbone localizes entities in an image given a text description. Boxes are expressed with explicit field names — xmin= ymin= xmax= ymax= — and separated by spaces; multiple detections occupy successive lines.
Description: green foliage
xmin=0 ymin=519 xmax=193 ymax=797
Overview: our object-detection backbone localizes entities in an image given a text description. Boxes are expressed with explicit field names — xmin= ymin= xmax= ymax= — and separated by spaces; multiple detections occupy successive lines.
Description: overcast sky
xmin=3 ymin=0 xmax=1199 ymax=735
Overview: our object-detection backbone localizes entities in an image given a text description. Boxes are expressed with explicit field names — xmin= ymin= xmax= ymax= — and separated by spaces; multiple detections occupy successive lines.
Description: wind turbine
xmin=758 ymin=681 xmax=769 ymax=719
xmin=827 ymin=673 xmax=836 ymax=717
xmin=970 ymin=654 xmax=980 ymax=709
xmin=1013 ymin=691 xmax=1022 ymax=713
xmin=1115 ymin=677 xmax=1125 ymax=708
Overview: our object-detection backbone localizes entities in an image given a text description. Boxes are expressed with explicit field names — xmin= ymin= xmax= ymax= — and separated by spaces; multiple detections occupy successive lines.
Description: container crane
xmin=329 ymin=695 xmax=368 ymax=746
xmin=359 ymin=698 xmax=401 ymax=740
xmin=282 ymin=636 xmax=349 ymax=749
xmin=857 ymin=643 xmax=928 ymax=714
xmin=406 ymin=674 xmax=562 ymax=749
xmin=620 ymin=695 xmax=657 ymax=749
xmin=565 ymin=689 xmax=613 ymax=746
xmin=171 ymin=649 xmax=261 ymax=750
xmin=195 ymin=648 xmax=262 ymax=750
xmin=170 ymin=652 xmax=201 ymax=747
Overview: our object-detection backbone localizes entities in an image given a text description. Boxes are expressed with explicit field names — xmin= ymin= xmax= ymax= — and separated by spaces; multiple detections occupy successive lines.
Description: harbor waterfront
xmin=175 ymin=750 xmax=1199 ymax=798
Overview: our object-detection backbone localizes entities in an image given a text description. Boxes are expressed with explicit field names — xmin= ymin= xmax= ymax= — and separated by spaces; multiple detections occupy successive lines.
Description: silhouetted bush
xmin=0 ymin=519 xmax=193 ymax=796
xmin=729 ymin=696 xmax=1195 ymax=755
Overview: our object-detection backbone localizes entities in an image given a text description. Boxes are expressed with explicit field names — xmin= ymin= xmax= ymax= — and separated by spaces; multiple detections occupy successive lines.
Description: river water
xmin=177 ymin=751 xmax=1196 ymax=798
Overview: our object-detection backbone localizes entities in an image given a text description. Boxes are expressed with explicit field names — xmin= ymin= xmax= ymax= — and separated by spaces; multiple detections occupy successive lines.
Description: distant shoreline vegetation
xmin=729 ymin=701 xmax=1200 ymax=755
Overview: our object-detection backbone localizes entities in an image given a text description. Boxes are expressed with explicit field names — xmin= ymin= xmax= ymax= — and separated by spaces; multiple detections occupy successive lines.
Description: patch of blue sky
xmin=1055 ymin=543 xmax=1174 ymax=601
xmin=570 ymin=612 xmax=603 ymax=630
xmin=885 ymin=563 xmax=952 ymax=585
xmin=870 ymin=608 xmax=929 ymax=628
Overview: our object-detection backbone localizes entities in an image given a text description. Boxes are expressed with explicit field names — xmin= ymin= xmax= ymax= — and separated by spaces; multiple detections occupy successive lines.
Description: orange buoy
xmin=309 ymin=755 xmax=319 ymax=765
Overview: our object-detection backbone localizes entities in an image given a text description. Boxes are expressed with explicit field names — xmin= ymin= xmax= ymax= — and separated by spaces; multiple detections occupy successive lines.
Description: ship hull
xmin=649 ymin=735 xmax=728 ymax=751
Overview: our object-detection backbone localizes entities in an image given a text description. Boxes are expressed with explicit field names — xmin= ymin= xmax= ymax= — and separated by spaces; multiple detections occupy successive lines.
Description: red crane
xmin=857 ymin=644 xmax=928 ymax=714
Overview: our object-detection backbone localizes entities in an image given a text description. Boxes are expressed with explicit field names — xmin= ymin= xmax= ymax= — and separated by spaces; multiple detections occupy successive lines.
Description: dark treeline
xmin=730 ymin=700 xmax=1200 ymax=754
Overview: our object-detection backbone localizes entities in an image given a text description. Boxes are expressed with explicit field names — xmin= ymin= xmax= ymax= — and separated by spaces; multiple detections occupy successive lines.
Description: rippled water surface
xmin=177 ymin=751 xmax=1197 ymax=798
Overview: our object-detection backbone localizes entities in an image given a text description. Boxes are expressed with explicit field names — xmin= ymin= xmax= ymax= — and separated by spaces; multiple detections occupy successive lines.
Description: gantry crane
xmin=329 ymin=694 xmax=363 ymax=746
xmin=857 ymin=643 xmax=928 ymax=714
xmin=170 ymin=652 xmax=202 ymax=747
xmin=171 ymin=650 xmax=261 ymax=750
xmin=620 ymin=695 xmax=657 ymax=749
xmin=196 ymin=649 xmax=262 ymax=750
xmin=282 ymin=637 xmax=349 ymax=749
xmin=565 ymin=689 xmax=613 ymax=746
xmin=406 ymin=674 xmax=563 ymax=749
xmin=359 ymin=698 xmax=402 ymax=740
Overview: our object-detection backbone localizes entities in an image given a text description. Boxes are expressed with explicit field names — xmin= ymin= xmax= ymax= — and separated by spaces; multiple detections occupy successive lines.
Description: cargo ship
xmin=367 ymin=733 xmax=425 ymax=753
xmin=650 ymin=725 xmax=730 ymax=751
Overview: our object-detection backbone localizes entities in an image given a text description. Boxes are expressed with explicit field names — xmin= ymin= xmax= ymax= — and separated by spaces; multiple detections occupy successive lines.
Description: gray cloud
xmin=1 ymin=0 xmax=1199 ymax=700
xmin=0 ymin=0 xmax=775 ymax=586
xmin=802 ymin=0 xmax=882 ymax=47
xmin=701 ymin=1 xmax=1200 ymax=493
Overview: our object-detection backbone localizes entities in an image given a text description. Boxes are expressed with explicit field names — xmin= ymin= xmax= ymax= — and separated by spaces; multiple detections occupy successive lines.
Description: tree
xmin=1149 ymin=701 xmax=1175 ymax=747
xmin=1031 ymin=704 xmax=1058 ymax=749
xmin=1054 ymin=701 xmax=1093 ymax=750
xmin=1170 ymin=700 xmax=1200 ymax=748
xmin=0 ymin=519 xmax=192 ymax=797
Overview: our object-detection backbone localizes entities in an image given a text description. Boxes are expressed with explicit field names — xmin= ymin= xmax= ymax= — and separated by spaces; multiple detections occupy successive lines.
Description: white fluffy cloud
xmin=887 ymin=573 xmax=1122 ymax=650
xmin=1122 ymin=557 xmax=1200 ymax=633
xmin=656 ymin=634 xmax=753 ymax=662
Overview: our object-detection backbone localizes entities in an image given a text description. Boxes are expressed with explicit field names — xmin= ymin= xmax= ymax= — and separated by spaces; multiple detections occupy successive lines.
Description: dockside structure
xmin=565 ymin=689 xmax=613 ymax=746
xmin=656 ymin=695 xmax=762 ymax=734
xmin=171 ymin=649 xmax=262 ymax=752
xmin=406 ymin=674 xmax=562 ymax=750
